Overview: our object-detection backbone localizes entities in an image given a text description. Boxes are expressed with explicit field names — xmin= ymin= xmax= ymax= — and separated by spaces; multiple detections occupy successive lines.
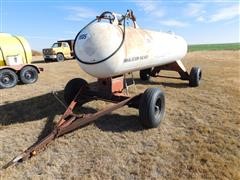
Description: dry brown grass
xmin=0 ymin=51 xmax=239 ymax=179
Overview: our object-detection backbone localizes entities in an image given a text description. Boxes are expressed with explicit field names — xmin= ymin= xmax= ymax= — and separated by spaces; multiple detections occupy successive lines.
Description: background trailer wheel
xmin=189 ymin=67 xmax=202 ymax=87
xmin=0 ymin=65 xmax=43 ymax=89
xmin=64 ymin=78 xmax=88 ymax=106
xmin=0 ymin=69 xmax=18 ymax=89
xmin=20 ymin=66 xmax=38 ymax=84
xmin=139 ymin=87 xmax=165 ymax=128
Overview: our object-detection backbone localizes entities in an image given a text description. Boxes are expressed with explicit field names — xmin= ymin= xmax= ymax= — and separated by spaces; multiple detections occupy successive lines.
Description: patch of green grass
xmin=188 ymin=43 xmax=240 ymax=52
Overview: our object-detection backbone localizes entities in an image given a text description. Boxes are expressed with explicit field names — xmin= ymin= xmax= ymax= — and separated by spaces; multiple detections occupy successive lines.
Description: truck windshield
xmin=52 ymin=43 xmax=61 ymax=48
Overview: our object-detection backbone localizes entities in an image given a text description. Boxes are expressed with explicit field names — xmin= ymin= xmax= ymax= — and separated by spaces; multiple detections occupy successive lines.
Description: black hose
xmin=74 ymin=13 xmax=127 ymax=65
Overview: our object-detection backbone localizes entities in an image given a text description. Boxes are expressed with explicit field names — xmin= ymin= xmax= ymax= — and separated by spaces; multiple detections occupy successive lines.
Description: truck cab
xmin=43 ymin=40 xmax=75 ymax=62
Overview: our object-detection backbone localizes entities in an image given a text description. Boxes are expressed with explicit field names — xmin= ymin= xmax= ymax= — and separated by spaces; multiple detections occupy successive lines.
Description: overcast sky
xmin=0 ymin=0 xmax=239 ymax=50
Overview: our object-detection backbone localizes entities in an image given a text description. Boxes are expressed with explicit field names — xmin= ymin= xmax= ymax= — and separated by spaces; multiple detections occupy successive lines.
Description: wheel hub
xmin=25 ymin=71 xmax=33 ymax=80
xmin=2 ymin=76 xmax=10 ymax=84
xmin=154 ymin=99 xmax=161 ymax=116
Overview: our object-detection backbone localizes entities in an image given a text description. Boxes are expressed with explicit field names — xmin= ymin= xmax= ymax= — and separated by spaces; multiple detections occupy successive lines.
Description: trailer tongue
xmin=3 ymin=96 xmax=139 ymax=169
xmin=2 ymin=87 xmax=141 ymax=170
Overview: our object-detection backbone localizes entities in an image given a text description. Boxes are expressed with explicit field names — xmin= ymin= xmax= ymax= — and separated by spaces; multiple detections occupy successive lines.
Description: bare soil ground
xmin=0 ymin=51 xmax=239 ymax=179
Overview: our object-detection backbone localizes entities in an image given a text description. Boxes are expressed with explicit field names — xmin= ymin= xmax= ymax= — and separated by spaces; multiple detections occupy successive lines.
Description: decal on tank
xmin=124 ymin=55 xmax=149 ymax=63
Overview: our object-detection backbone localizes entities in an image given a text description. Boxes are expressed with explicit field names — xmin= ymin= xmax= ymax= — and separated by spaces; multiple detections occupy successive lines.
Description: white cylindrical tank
xmin=74 ymin=22 xmax=187 ymax=78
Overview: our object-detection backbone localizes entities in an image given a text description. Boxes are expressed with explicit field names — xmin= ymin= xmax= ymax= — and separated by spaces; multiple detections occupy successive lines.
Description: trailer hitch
xmin=1 ymin=92 xmax=139 ymax=170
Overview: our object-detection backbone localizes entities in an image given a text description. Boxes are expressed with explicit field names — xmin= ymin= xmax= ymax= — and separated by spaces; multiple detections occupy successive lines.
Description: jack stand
xmin=124 ymin=72 xmax=136 ymax=95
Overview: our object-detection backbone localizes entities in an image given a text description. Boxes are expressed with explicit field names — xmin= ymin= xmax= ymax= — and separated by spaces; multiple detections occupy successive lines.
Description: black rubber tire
xmin=0 ymin=69 xmax=18 ymax=89
xmin=56 ymin=53 xmax=65 ymax=62
xmin=139 ymin=88 xmax=165 ymax=128
xmin=64 ymin=78 xmax=88 ymax=106
xmin=20 ymin=66 xmax=38 ymax=84
xmin=189 ymin=67 xmax=202 ymax=87
xmin=140 ymin=68 xmax=152 ymax=81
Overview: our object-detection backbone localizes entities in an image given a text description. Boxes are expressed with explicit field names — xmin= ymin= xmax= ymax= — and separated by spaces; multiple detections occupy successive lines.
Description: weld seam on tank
xmin=13 ymin=35 xmax=29 ymax=64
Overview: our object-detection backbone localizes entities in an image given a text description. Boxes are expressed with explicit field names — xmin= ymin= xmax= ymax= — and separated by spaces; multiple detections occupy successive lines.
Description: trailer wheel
xmin=189 ymin=67 xmax=202 ymax=87
xmin=140 ymin=68 xmax=151 ymax=81
xmin=20 ymin=66 xmax=38 ymax=84
xmin=139 ymin=88 xmax=165 ymax=128
xmin=64 ymin=78 xmax=88 ymax=106
xmin=56 ymin=53 xmax=64 ymax=62
xmin=0 ymin=69 xmax=18 ymax=89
